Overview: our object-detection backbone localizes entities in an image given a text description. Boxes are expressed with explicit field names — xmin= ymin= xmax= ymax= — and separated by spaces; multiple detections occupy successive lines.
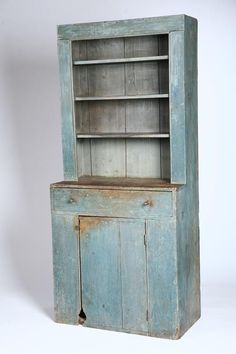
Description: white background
xmin=0 ymin=0 xmax=235 ymax=353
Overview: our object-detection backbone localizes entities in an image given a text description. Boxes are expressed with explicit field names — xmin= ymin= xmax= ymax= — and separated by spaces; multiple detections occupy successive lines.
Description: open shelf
xmin=73 ymin=55 xmax=168 ymax=65
xmin=75 ymin=94 xmax=169 ymax=101
xmin=72 ymin=34 xmax=170 ymax=180
xmin=76 ymin=133 xmax=170 ymax=139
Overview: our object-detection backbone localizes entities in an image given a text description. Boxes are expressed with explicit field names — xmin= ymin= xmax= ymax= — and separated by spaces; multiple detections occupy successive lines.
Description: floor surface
xmin=1 ymin=283 xmax=235 ymax=354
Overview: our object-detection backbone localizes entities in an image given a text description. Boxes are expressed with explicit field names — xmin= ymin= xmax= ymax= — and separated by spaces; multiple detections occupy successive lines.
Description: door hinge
xmin=144 ymin=232 xmax=147 ymax=246
xmin=146 ymin=310 xmax=149 ymax=321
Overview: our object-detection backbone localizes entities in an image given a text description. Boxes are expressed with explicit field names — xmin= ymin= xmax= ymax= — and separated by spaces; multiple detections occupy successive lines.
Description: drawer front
xmin=51 ymin=188 xmax=173 ymax=219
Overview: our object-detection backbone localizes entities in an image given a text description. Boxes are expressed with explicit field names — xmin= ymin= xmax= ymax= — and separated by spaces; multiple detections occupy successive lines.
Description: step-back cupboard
xmin=50 ymin=14 xmax=200 ymax=339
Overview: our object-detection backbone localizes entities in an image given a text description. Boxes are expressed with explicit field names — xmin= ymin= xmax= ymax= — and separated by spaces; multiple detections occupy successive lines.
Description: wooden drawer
xmin=51 ymin=188 xmax=173 ymax=219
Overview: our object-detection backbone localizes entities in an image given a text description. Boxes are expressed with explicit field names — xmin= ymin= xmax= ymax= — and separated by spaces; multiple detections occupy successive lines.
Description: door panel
xmin=79 ymin=217 xmax=122 ymax=329
xmin=120 ymin=220 xmax=148 ymax=332
xmin=79 ymin=216 xmax=148 ymax=332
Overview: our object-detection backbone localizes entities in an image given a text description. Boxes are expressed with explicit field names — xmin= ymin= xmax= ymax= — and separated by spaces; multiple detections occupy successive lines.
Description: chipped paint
xmin=52 ymin=188 xmax=173 ymax=219
xmin=79 ymin=217 xmax=104 ymax=236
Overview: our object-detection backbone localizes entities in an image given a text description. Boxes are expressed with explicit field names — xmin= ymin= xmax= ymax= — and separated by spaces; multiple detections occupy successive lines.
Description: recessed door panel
xmin=79 ymin=217 xmax=122 ymax=329
xmin=79 ymin=216 xmax=148 ymax=333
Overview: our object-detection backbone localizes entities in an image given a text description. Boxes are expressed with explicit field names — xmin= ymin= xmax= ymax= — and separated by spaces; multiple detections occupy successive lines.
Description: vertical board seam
xmin=78 ymin=217 xmax=83 ymax=314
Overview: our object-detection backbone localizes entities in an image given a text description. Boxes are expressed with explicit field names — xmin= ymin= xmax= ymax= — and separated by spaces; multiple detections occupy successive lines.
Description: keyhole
xmin=78 ymin=308 xmax=87 ymax=325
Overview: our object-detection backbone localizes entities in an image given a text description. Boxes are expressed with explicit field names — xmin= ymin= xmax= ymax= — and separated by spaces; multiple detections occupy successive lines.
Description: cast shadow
xmin=3 ymin=43 xmax=63 ymax=319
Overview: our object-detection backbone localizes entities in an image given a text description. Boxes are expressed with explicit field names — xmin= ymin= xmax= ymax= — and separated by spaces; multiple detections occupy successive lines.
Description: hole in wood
xmin=78 ymin=308 xmax=87 ymax=325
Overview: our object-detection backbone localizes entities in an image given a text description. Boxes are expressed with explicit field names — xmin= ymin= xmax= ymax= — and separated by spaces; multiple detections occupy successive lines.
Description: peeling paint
xmin=79 ymin=217 xmax=104 ymax=236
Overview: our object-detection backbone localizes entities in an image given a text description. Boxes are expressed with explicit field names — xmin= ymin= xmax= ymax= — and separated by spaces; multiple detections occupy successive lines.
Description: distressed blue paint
xmin=58 ymin=40 xmax=77 ymax=180
xmin=51 ymin=212 xmax=80 ymax=324
xmin=51 ymin=14 xmax=200 ymax=340
xmin=147 ymin=219 xmax=179 ymax=339
xmin=169 ymin=31 xmax=186 ymax=184
xmin=51 ymin=187 xmax=173 ymax=219
xmin=58 ymin=15 xmax=185 ymax=40
xmin=80 ymin=217 xmax=122 ymax=329
xmin=120 ymin=220 xmax=148 ymax=333
xmin=175 ymin=16 xmax=200 ymax=337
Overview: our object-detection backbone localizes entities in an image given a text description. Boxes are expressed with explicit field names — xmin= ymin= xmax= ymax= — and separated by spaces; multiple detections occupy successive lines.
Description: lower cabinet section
xmin=52 ymin=213 xmax=180 ymax=338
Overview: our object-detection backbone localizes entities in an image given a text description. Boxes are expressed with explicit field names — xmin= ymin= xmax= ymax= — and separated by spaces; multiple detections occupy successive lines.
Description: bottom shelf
xmin=51 ymin=177 xmax=183 ymax=191
xmin=77 ymin=137 xmax=170 ymax=179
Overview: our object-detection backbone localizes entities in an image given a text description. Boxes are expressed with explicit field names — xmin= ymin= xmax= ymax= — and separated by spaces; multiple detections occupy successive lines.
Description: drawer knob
xmin=143 ymin=200 xmax=152 ymax=207
xmin=68 ymin=198 xmax=75 ymax=204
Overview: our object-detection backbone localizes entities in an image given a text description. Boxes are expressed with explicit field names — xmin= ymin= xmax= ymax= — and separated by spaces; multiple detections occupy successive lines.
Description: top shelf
xmin=73 ymin=55 xmax=168 ymax=66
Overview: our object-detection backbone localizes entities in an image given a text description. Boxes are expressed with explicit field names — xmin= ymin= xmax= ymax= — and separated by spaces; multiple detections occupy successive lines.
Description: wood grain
xmin=58 ymin=15 xmax=186 ymax=40
xmin=147 ymin=219 xmax=179 ymax=338
xmin=74 ymin=55 xmax=168 ymax=65
xmin=80 ymin=217 xmax=122 ymax=329
xmin=51 ymin=187 xmax=173 ymax=219
xmin=120 ymin=219 xmax=148 ymax=332
xmin=75 ymin=94 xmax=168 ymax=101
xmin=58 ymin=40 xmax=77 ymax=180
xmin=169 ymin=31 xmax=186 ymax=184
xmin=51 ymin=177 xmax=182 ymax=190
xmin=51 ymin=212 xmax=80 ymax=324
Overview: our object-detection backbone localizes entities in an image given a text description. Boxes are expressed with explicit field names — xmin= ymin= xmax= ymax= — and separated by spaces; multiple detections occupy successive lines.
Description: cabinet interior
xmin=72 ymin=34 xmax=170 ymax=180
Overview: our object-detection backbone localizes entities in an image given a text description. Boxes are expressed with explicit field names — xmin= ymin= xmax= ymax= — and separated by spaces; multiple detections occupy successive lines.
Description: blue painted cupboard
xmin=50 ymin=14 xmax=200 ymax=339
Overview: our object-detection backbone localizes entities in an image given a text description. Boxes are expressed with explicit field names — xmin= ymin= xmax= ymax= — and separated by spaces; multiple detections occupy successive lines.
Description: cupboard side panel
xmin=169 ymin=31 xmax=186 ymax=184
xmin=176 ymin=17 xmax=200 ymax=337
xmin=58 ymin=40 xmax=77 ymax=180
xmin=51 ymin=212 xmax=80 ymax=324
xmin=176 ymin=187 xmax=200 ymax=337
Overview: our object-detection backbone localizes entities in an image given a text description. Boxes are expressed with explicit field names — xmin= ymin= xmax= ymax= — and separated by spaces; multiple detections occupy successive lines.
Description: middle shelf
xmin=73 ymin=55 xmax=169 ymax=65
xmin=75 ymin=94 xmax=169 ymax=101
xmin=76 ymin=133 xmax=170 ymax=139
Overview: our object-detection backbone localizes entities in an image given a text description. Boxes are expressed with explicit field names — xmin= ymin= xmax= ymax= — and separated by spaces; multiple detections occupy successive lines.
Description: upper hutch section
xmin=58 ymin=15 xmax=197 ymax=184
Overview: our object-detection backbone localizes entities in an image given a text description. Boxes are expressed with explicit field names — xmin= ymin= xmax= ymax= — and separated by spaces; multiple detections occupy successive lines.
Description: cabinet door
xmin=79 ymin=217 xmax=148 ymax=333
xmin=79 ymin=217 xmax=121 ymax=329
